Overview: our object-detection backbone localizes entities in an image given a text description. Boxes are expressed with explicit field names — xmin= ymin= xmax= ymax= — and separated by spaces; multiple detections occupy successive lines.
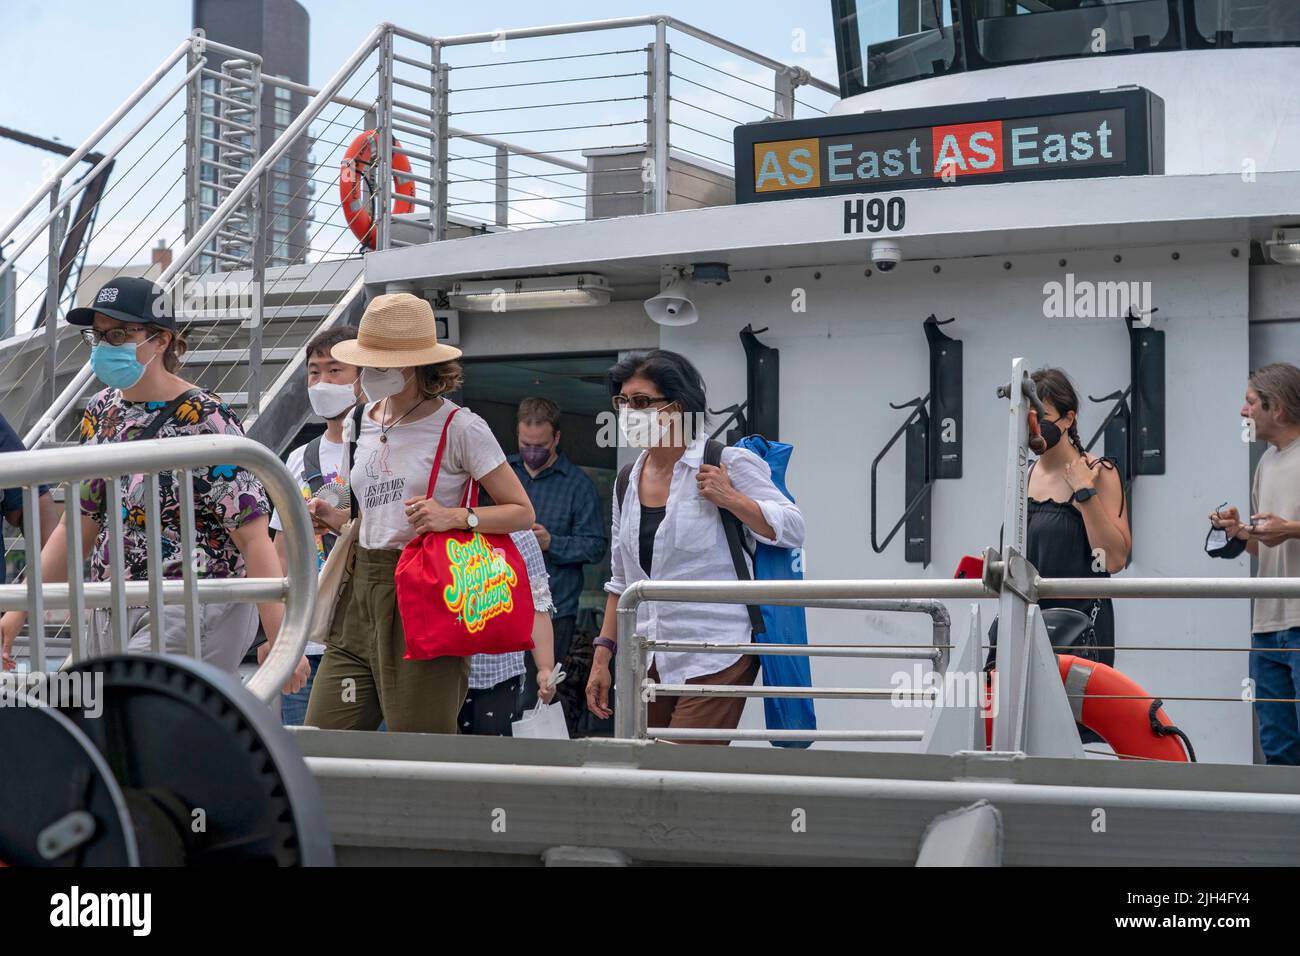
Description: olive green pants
xmin=305 ymin=546 xmax=469 ymax=734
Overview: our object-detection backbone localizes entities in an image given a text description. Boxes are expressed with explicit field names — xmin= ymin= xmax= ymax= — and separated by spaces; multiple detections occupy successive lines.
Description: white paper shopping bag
xmin=511 ymin=666 xmax=569 ymax=739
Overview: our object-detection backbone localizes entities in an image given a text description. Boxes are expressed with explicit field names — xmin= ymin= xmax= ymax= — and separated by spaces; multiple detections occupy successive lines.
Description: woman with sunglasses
xmin=585 ymin=350 xmax=805 ymax=744
xmin=988 ymin=367 xmax=1131 ymax=671
xmin=0 ymin=277 xmax=310 ymax=694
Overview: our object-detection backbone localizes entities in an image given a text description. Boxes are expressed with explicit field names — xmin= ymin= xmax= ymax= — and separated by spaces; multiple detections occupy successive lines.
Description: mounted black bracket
xmin=1085 ymin=307 xmax=1165 ymax=563
xmin=870 ymin=315 xmax=963 ymax=566
xmin=709 ymin=324 xmax=780 ymax=443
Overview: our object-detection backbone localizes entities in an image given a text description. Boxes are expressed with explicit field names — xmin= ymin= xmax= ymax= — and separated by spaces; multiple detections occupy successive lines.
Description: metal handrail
xmin=613 ymin=572 xmax=1300 ymax=742
xmin=615 ymin=583 xmax=969 ymax=741
xmin=423 ymin=15 xmax=837 ymax=93
xmin=0 ymin=435 xmax=316 ymax=704
xmin=23 ymin=25 xmax=389 ymax=449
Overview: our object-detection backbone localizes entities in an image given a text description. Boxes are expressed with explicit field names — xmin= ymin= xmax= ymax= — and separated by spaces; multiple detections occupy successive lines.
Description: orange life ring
xmin=983 ymin=655 xmax=1193 ymax=761
xmin=339 ymin=129 xmax=416 ymax=249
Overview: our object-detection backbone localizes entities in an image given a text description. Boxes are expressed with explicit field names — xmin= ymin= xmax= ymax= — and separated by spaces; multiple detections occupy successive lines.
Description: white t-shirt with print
xmin=351 ymin=398 xmax=506 ymax=551
xmin=269 ymin=435 xmax=348 ymax=657
xmin=268 ymin=436 xmax=347 ymax=534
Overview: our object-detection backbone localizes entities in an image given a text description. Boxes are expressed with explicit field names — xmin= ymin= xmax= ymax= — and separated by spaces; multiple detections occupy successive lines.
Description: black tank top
xmin=640 ymin=504 xmax=666 ymax=576
xmin=1025 ymin=461 xmax=1115 ymax=666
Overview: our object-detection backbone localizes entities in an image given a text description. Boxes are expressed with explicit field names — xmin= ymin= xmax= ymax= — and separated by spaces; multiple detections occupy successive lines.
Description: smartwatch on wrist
xmin=1071 ymin=487 xmax=1097 ymax=504
xmin=593 ymin=637 xmax=617 ymax=657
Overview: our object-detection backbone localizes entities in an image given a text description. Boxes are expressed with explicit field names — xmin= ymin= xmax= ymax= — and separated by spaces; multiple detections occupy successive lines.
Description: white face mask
xmin=360 ymin=367 xmax=408 ymax=403
xmin=618 ymin=406 xmax=670 ymax=448
xmin=308 ymin=381 xmax=357 ymax=419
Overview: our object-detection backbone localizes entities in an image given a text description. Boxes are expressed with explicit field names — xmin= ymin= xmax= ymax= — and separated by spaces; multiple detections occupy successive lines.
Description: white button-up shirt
xmin=605 ymin=439 xmax=805 ymax=685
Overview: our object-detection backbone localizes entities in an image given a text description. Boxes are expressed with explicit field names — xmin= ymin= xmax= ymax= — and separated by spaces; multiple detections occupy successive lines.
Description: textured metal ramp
xmin=294 ymin=730 xmax=1300 ymax=866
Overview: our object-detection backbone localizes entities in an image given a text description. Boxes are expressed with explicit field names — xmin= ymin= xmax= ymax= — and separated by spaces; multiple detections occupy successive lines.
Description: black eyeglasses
xmin=612 ymin=394 xmax=669 ymax=411
xmin=80 ymin=326 xmax=154 ymax=347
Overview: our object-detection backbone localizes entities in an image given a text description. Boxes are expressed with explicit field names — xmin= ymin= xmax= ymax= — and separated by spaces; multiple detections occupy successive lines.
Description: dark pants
xmin=647 ymin=654 xmax=760 ymax=745
xmin=459 ymin=676 xmax=523 ymax=736
xmin=305 ymin=547 xmax=469 ymax=734
xmin=522 ymin=614 xmax=576 ymax=711
xmin=1251 ymin=627 xmax=1300 ymax=765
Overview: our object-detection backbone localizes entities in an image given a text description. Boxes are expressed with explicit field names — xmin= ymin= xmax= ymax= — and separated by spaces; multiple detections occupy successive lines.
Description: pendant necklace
xmin=379 ymin=398 xmax=427 ymax=443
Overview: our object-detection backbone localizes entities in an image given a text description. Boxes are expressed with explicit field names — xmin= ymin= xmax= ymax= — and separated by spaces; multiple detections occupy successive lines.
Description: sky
xmin=0 ymin=1 xmax=846 ymax=338
xmin=0 ymin=1 xmax=842 ymax=164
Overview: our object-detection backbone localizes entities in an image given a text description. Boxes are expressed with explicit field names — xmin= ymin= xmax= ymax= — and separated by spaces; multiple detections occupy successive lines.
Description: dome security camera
xmin=871 ymin=239 xmax=902 ymax=273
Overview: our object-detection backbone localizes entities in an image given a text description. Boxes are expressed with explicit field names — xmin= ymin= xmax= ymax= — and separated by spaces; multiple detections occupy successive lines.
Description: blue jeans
xmin=1251 ymin=628 xmax=1300 ymax=765
xmin=281 ymin=654 xmax=323 ymax=726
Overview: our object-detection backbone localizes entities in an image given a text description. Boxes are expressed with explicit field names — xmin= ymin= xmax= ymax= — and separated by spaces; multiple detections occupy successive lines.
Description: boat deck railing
xmin=0 ymin=434 xmax=315 ymax=704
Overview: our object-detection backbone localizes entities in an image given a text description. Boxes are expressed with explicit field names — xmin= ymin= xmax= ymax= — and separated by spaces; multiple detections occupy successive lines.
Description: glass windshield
xmin=1192 ymin=0 xmax=1300 ymax=45
xmin=834 ymin=0 xmax=958 ymax=92
xmin=973 ymin=1 xmax=1175 ymax=65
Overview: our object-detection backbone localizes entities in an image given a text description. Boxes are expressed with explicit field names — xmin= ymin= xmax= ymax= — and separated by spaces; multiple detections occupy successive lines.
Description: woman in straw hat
xmin=304 ymin=292 xmax=535 ymax=733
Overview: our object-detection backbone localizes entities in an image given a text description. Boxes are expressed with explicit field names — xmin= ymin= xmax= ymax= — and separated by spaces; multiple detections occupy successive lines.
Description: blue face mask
xmin=91 ymin=336 xmax=158 ymax=390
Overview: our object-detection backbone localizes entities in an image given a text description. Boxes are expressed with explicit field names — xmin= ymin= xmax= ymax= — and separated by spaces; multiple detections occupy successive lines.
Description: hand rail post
xmin=651 ymin=19 xmax=670 ymax=214
xmin=616 ymin=587 xmax=644 ymax=739
xmin=375 ymin=25 xmax=395 ymax=251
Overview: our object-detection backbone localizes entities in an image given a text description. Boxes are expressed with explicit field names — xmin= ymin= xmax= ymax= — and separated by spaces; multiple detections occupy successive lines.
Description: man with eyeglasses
xmin=0 ymin=277 xmax=310 ymax=696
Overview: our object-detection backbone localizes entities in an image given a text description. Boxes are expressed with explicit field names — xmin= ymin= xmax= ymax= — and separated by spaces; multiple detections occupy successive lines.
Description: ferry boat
xmin=1 ymin=1 xmax=1299 ymax=867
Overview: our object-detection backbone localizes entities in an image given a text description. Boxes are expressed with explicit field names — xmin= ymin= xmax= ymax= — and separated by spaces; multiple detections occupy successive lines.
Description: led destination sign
xmin=734 ymin=88 xmax=1163 ymax=203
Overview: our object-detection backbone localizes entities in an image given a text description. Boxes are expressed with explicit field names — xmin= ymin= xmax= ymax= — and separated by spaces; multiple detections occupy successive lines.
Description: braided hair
xmin=1032 ymin=367 xmax=1125 ymax=518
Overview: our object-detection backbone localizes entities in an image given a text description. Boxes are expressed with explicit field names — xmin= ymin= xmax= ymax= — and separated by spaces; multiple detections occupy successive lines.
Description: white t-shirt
xmin=269 ymin=435 xmax=349 ymax=657
xmin=352 ymin=398 xmax=506 ymax=551
xmin=1252 ymin=435 xmax=1300 ymax=633
xmin=268 ymin=436 xmax=347 ymax=534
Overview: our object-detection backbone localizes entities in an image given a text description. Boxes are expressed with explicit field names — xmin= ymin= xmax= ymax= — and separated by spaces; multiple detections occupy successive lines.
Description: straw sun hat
xmin=331 ymin=292 xmax=462 ymax=368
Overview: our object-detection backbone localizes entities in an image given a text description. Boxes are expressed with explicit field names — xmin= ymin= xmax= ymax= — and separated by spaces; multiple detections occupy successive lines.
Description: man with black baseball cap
xmin=1 ymin=278 xmax=310 ymax=694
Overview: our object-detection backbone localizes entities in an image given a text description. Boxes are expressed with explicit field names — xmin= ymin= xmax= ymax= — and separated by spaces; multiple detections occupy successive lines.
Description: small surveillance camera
xmin=871 ymin=239 xmax=902 ymax=272
xmin=873 ymin=239 xmax=904 ymax=273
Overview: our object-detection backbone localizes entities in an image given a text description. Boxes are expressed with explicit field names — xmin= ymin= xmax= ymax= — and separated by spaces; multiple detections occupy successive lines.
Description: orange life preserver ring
xmin=983 ymin=655 xmax=1193 ymax=761
xmin=339 ymin=129 xmax=416 ymax=249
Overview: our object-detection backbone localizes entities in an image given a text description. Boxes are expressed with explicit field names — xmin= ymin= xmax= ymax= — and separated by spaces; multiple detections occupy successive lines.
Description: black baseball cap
xmin=67 ymin=276 xmax=176 ymax=330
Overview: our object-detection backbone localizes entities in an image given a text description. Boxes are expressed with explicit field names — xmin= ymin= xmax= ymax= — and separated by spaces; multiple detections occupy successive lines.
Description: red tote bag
xmin=395 ymin=408 xmax=535 ymax=659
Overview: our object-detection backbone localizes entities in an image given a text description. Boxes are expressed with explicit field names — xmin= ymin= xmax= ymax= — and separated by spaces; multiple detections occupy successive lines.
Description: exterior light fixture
xmin=447 ymin=273 xmax=612 ymax=311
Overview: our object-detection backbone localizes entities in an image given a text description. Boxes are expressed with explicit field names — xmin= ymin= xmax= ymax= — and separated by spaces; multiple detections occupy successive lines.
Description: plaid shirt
xmin=508 ymin=451 xmax=606 ymax=618
xmin=468 ymin=529 xmax=554 ymax=689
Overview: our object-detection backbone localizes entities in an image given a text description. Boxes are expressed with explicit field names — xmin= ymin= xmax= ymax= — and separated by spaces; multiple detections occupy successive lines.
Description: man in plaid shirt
xmin=458 ymin=529 xmax=557 ymax=735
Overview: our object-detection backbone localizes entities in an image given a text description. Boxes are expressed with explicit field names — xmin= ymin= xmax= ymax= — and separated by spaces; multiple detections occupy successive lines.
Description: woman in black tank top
xmin=988 ymin=368 xmax=1132 ymax=669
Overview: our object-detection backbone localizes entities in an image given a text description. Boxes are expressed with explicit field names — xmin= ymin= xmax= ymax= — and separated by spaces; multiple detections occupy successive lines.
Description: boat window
xmin=972 ymin=1 xmax=1177 ymax=65
xmin=1191 ymin=0 xmax=1300 ymax=45
xmin=833 ymin=0 xmax=960 ymax=94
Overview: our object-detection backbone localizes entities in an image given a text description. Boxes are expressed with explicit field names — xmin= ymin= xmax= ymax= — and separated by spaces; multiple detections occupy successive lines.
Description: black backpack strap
xmin=133 ymin=388 xmax=203 ymax=442
xmin=616 ymin=462 xmax=634 ymax=512
xmin=706 ymin=439 xmax=764 ymax=635
xmin=302 ymin=436 xmax=325 ymax=495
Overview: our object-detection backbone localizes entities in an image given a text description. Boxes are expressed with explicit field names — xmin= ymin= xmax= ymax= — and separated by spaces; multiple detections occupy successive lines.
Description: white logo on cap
xmin=96 ymin=287 xmax=120 ymax=305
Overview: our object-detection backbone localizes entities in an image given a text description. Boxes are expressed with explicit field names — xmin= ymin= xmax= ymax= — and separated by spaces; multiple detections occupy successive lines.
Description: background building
xmin=192 ymin=0 xmax=312 ymax=266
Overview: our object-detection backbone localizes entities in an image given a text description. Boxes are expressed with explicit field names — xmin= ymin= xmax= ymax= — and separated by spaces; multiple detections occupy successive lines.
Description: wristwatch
xmin=466 ymin=507 xmax=479 ymax=530
xmin=1072 ymin=487 xmax=1097 ymax=504
xmin=593 ymin=637 xmax=617 ymax=657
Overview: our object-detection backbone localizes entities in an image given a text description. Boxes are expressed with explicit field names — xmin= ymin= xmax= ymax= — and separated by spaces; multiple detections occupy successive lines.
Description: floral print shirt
xmin=78 ymin=388 xmax=270 ymax=582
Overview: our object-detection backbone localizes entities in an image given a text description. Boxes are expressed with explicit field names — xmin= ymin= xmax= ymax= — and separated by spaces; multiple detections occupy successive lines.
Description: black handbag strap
xmin=131 ymin=388 xmax=202 ymax=442
xmin=705 ymin=439 xmax=765 ymax=635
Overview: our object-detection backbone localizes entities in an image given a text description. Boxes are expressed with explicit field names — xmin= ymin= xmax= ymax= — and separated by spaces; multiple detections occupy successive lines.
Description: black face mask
xmin=1038 ymin=417 xmax=1064 ymax=451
